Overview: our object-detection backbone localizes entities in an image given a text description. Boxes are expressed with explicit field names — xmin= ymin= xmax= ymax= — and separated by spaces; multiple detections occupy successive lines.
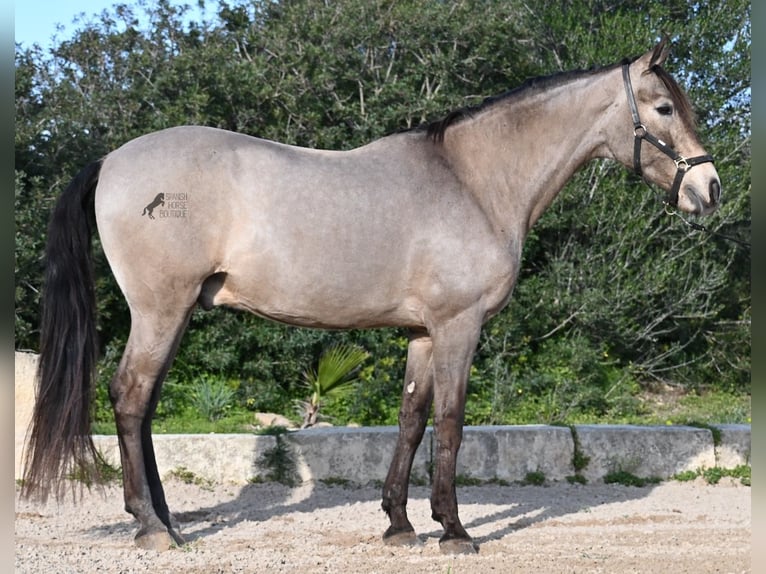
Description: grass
xmin=90 ymin=387 xmax=749 ymax=436
xmin=455 ymin=474 xmax=484 ymax=487
xmin=603 ymin=470 xmax=662 ymax=487
xmin=566 ymin=474 xmax=588 ymax=485
xmin=628 ymin=389 xmax=751 ymax=426
xmin=91 ymin=409 xmax=259 ymax=435
xmin=166 ymin=466 xmax=214 ymax=487
xmin=320 ymin=477 xmax=352 ymax=487
xmin=521 ymin=471 xmax=546 ymax=486
xmin=455 ymin=474 xmax=526 ymax=487
xmin=190 ymin=376 xmax=237 ymax=422
xmin=65 ymin=452 xmax=122 ymax=487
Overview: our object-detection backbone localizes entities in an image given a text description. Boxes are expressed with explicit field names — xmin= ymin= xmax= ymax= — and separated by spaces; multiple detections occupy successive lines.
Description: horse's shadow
xmin=91 ymin=478 xmax=658 ymax=548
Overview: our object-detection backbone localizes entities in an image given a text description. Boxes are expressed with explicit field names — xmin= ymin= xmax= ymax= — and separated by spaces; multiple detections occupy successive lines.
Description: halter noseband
xmin=621 ymin=64 xmax=714 ymax=207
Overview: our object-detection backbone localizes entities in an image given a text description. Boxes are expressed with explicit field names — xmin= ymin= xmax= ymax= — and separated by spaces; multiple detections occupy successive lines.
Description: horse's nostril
xmin=710 ymin=179 xmax=721 ymax=204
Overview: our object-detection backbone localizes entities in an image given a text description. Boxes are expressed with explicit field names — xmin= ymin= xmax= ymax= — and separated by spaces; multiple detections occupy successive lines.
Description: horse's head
xmin=615 ymin=38 xmax=721 ymax=215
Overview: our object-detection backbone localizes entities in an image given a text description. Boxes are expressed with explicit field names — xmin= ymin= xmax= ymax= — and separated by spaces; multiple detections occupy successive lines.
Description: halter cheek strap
xmin=621 ymin=64 xmax=714 ymax=207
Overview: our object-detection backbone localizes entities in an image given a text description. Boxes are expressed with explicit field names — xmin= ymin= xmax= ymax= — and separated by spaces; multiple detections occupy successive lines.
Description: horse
xmin=22 ymin=38 xmax=720 ymax=554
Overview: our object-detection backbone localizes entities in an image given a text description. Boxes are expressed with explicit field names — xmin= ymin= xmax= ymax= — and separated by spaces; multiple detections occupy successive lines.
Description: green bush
xmin=190 ymin=375 xmax=237 ymax=422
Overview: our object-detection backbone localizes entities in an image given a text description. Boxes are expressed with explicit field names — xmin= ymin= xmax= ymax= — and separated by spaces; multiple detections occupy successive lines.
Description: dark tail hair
xmin=22 ymin=160 xmax=103 ymax=502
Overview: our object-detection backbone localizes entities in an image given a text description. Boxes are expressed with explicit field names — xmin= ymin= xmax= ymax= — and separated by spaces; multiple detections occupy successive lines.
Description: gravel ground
xmin=15 ymin=477 xmax=750 ymax=574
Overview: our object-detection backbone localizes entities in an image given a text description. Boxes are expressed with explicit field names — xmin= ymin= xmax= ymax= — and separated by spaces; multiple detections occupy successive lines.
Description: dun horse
xmin=23 ymin=39 xmax=720 ymax=553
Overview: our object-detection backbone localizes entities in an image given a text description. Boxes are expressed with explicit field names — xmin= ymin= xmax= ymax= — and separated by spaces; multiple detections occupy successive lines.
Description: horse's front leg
xmin=382 ymin=332 xmax=434 ymax=546
xmin=429 ymin=313 xmax=482 ymax=554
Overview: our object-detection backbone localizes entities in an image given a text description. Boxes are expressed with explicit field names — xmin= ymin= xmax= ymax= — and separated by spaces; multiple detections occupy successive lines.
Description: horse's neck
xmin=442 ymin=70 xmax=617 ymax=240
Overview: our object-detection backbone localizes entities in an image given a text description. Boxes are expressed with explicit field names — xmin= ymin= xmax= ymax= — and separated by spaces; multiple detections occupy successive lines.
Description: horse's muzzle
xmin=684 ymin=178 xmax=721 ymax=215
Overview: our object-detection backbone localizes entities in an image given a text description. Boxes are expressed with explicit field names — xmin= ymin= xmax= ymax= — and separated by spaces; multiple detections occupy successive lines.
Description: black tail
xmin=22 ymin=160 xmax=103 ymax=502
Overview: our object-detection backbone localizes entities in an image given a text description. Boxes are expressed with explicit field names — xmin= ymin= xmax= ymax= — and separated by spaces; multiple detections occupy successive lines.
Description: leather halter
xmin=621 ymin=64 xmax=714 ymax=207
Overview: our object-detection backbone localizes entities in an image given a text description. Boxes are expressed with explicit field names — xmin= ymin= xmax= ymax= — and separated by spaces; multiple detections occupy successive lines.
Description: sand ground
xmin=15 ymin=477 xmax=750 ymax=574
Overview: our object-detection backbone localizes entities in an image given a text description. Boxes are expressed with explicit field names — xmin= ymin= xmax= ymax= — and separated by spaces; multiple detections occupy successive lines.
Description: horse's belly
xmin=208 ymin=271 xmax=421 ymax=329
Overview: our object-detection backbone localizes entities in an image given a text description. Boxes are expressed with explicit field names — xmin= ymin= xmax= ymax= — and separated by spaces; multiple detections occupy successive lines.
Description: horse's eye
xmin=656 ymin=105 xmax=673 ymax=116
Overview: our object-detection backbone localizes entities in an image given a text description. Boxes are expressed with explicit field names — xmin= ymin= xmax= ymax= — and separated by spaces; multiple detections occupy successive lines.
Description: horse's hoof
xmin=134 ymin=528 xmax=174 ymax=552
xmin=439 ymin=537 xmax=478 ymax=555
xmin=382 ymin=527 xmax=420 ymax=547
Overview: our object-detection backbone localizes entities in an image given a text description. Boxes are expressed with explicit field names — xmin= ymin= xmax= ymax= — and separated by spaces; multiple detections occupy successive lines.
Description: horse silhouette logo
xmin=142 ymin=193 xmax=165 ymax=219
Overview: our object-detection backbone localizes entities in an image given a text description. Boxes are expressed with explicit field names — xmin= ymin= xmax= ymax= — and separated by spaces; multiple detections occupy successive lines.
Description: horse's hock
xmin=14 ymin=351 xmax=750 ymax=484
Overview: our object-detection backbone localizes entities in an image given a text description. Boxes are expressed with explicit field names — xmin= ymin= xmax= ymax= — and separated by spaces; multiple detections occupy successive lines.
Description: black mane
xmin=420 ymin=64 xmax=616 ymax=142
xmin=418 ymin=55 xmax=694 ymax=143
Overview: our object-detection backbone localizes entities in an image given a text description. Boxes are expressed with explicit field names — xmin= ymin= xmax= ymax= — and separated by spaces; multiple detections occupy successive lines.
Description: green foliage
xmin=455 ymin=474 xmax=484 ymax=487
xmin=673 ymin=465 xmax=751 ymax=486
xmin=297 ymin=344 xmax=370 ymax=428
xmin=603 ymin=471 xmax=662 ymax=487
xmin=672 ymin=470 xmax=698 ymax=482
xmin=167 ymin=466 xmax=213 ymax=487
xmin=92 ymin=410 xmax=257 ymax=435
xmin=569 ymin=425 xmax=591 ymax=473
xmin=701 ymin=465 xmax=751 ymax=486
xmin=320 ymin=477 xmax=352 ymax=488
xmin=190 ymin=375 xmax=237 ymax=422
xmin=664 ymin=393 xmax=751 ymax=427
xmin=14 ymin=0 xmax=750 ymax=427
xmin=730 ymin=465 xmax=751 ymax=487
xmin=566 ymin=474 xmax=588 ymax=485
xmin=255 ymin=425 xmax=291 ymax=436
xmin=522 ymin=471 xmax=546 ymax=486
xmin=469 ymin=333 xmax=644 ymax=425
xmin=682 ymin=422 xmax=722 ymax=447
xmin=66 ymin=450 xmax=122 ymax=487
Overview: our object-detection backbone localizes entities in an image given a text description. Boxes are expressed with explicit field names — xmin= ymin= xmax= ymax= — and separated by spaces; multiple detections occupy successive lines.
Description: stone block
xmin=95 ymin=434 xmax=278 ymax=484
xmin=574 ymin=424 xmax=716 ymax=481
xmin=283 ymin=426 xmax=431 ymax=485
xmin=713 ymin=424 xmax=751 ymax=467
xmin=457 ymin=425 xmax=574 ymax=482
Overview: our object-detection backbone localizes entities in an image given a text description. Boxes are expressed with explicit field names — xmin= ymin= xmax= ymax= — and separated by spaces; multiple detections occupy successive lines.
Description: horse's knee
xmin=433 ymin=413 xmax=464 ymax=448
xmin=398 ymin=397 xmax=427 ymax=424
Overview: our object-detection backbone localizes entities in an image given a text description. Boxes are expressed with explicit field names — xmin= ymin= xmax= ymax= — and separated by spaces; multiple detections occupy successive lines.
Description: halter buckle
xmin=674 ymin=157 xmax=690 ymax=171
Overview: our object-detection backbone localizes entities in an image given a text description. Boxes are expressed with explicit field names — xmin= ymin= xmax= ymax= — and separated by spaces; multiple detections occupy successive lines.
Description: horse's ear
xmin=649 ymin=35 xmax=671 ymax=67
xmin=636 ymin=35 xmax=671 ymax=70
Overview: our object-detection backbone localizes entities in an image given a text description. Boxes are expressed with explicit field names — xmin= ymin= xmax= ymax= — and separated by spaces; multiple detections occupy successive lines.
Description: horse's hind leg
xmin=382 ymin=332 xmax=434 ymax=546
xmin=140 ymin=353 xmax=186 ymax=543
xmin=110 ymin=305 xmax=192 ymax=551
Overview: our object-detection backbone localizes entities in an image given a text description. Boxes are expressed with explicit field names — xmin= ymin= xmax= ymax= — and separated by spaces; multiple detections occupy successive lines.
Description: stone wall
xmin=15 ymin=352 xmax=751 ymax=485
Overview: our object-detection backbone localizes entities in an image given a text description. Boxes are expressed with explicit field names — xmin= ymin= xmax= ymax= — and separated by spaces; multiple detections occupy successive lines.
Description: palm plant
xmin=297 ymin=344 xmax=370 ymax=428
